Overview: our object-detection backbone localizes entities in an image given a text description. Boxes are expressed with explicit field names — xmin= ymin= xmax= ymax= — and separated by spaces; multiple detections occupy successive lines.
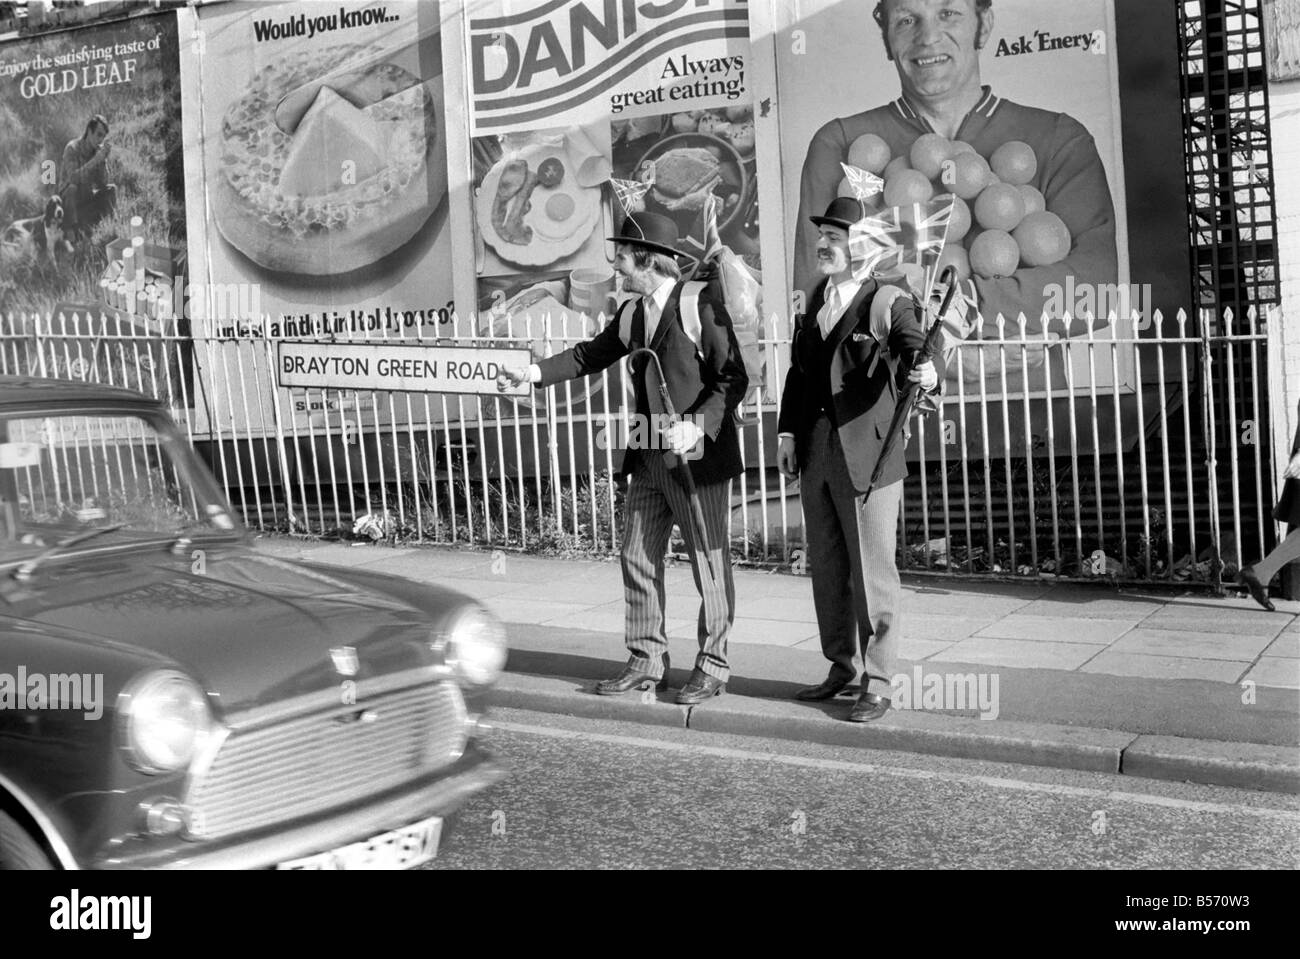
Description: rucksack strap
xmin=678 ymin=280 xmax=706 ymax=361
xmin=615 ymin=298 xmax=636 ymax=348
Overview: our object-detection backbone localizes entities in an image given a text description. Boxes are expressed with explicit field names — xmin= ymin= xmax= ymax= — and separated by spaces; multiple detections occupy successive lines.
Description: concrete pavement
xmin=251 ymin=535 xmax=1300 ymax=793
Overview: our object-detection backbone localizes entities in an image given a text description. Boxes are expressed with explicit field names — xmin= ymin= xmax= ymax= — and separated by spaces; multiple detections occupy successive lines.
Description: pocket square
xmin=851 ymin=332 xmax=873 ymax=343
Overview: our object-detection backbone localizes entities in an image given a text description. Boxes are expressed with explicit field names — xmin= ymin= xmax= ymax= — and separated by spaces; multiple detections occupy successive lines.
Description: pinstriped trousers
xmin=802 ymin=414 xmax=903 ymax=698
xmin=621 ymin=450 xmax=735 ymax=682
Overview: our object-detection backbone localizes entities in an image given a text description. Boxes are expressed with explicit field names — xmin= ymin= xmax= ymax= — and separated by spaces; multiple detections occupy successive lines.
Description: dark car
xmin=0 ymin=376 xmax=507 ymax=869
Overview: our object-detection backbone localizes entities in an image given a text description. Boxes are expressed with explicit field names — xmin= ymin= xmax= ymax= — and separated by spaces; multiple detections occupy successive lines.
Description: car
xmin=0 ymin=376 xmax=507 ymax=869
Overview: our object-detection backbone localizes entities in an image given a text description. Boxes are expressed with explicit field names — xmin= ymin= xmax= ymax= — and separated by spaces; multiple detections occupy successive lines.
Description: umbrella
xmin=628 ymin=347 xmax=718 ymax=582
xmin=865 ymin=265 xmax=960 ymax=497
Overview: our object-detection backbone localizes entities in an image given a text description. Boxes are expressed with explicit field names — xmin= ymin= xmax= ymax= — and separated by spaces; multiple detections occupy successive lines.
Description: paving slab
xmin=1242 ymin=658 xmax=1300 ymax=690
xmin=669 ymin=617 xmax=817 ymax=647
xmin=973 ymin=614 xmax=1136 ymax=644
xmin=1109 ymin=627 xmax=1277 ymax=661
xmin=480 ymin=597 xmax=592 ymax=624
xmin=930 ymin=636 xmax=1102 ymax=670
xmin=540 ymin=603 xmax=695 ymax=638
xmin=1079 ymin=651 xmax=1248 ymax=683
xmin=730 ymin=594 xmax=819 ymax=622
xmin=1139 ymin=605 xmax=1288 ymax=637
xmin=1013 ymin=596 xmax=1164 ymax=621
xmin=899 ymin=638 xmax=962 ymax=660
xmin=414 ymin=576 xmax=529 ymax=601
xmin=904 ymin=613 xmax=997 ymax=641
xmin=1264 ymin=632 xmax=1300 ymax=658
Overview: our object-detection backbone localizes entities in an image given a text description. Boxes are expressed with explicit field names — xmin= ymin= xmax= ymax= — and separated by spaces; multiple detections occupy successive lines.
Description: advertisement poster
xmin=773 ymin=0 xmax=1134 ymax=398
xmin=462 ymin=0 xmax=760 ymax=417
xmin=186 ymin=0 xmax=455 ymax=436
xmin=0 ymin=12 xmax=190 ymax=404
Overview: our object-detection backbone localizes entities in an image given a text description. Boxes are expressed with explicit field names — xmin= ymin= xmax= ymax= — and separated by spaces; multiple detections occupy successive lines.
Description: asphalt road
xmin=428 ymin=707 xmax=1300 ymax=870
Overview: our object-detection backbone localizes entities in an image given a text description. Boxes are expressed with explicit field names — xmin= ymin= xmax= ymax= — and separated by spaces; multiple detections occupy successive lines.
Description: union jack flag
xmin=848 ymin=197 xmax=955 ymax=302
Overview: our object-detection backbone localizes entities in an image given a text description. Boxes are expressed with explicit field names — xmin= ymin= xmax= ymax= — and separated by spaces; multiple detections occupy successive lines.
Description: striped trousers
xmin=621 ymin=451 xmax=735 ymax=682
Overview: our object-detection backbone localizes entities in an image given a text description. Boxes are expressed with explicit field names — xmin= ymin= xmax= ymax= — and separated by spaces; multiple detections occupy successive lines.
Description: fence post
xmin=1200 ymin=308 xmax=1223 ymax=592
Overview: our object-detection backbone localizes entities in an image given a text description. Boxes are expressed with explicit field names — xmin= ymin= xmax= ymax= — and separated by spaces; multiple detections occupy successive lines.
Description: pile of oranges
xmin=837 ymin=133 xmax=1072 ymax=280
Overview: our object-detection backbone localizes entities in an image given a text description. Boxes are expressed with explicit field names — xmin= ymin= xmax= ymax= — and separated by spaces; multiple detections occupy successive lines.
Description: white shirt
xmin=817 ymin=276 xmax=863 ymax=339
xmin=640 ymin=275 xmax=676 ymax=345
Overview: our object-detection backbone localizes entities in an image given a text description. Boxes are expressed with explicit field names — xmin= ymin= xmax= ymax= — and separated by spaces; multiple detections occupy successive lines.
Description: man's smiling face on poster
xmin=876 ymin=0 xmax=994 ymax=100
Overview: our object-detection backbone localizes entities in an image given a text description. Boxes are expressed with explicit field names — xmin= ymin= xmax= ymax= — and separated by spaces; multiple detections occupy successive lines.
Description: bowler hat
xmin=810 ymin=196 xmax=872 ymax=231
xmin=609 ymin=211 xmax=690 ymax=260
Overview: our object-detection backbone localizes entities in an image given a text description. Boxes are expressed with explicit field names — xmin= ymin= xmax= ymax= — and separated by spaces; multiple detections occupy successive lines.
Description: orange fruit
xmin=1018 ymin=185 xmax=1046 ymax=215
xmin=936 ymin=242 xmax=972 ymax=281
xmin=935 ymin=192 xmax=972 ymax=242
xmin=909 ymin=133 xmax=953 ymax=180
xmin=884 ymin=169 xmax=934 ymax=207
xmin=847 ymin=133 xmax=892 ymax=175
xmin=973 ymin=182 xmax=1027 ymax=232
xmin=944 ymin=151 xmax=993 ymax=200
xmin=1013 ymin=211 xmax=1072 ymax=266
xmin=990 ymin=140 xmax=1038 ymax=187
xmin=883 ymin=155 xmax=912 ymax=181
xmin=951 ymin=140 xmax=978 ymax=156
xmin=968 ymin=229 xmax=1021 ymax=278
xmin=837 ymin=175 xmax=855 ymax=198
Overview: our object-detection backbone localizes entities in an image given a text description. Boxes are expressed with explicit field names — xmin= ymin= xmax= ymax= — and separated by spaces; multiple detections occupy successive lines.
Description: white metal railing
xmin=0 ymin=305 xmax=1280 ymax=587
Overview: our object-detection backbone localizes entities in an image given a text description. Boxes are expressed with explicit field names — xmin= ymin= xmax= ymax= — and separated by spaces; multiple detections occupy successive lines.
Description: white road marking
xmin=490 ymin=720 xmax=1300 ymax=823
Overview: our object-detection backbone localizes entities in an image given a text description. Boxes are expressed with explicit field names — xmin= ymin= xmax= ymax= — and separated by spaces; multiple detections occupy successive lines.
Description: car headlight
xmin=118 ymin=670 xmax=214 ymax=774
xmin=442 ymin=606 xmax=507 ymax=687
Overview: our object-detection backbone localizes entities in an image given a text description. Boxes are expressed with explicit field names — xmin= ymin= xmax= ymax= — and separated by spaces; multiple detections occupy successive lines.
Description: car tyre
xmin=0 ymin=810 xmax=55 ymax=869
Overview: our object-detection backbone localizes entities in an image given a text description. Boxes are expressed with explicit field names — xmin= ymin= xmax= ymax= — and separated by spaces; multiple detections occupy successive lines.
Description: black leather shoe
xmin=596 ymin=657 xmax=669 ymax=696
xmin=794 ymin=677 xmax=851 ymax=701
xmin=676 ymin=669 xmax=725 ymax=705
xmin=848 ymin=691 xmax=891 ymax=723
xmin=1238 ymin=567 xmax=1276 ymax=612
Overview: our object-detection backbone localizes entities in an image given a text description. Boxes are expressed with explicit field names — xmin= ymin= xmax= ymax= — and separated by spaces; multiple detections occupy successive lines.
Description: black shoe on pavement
xmin=1238 ymin=567 xmax=1276 ymax=612
xmin=848 ymin=691 xmax=891 ymax=723
xmin=794 ymin=677 xmax=851 ymax=701
xmin=676 ymin=668 xmax=725 ymax=705
xmin=596 ymin=657 xmax=669 ymax=696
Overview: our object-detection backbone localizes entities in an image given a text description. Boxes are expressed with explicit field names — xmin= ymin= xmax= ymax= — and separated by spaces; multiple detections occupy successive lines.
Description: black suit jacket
xmin=778 ymin=276 xmax=926 ymax=492
xmin=536 ymin=279 xmax=748 ymax=486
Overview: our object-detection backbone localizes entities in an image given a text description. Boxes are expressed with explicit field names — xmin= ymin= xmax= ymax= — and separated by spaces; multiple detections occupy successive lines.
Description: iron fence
xmin=0 ymin=305 xmax=1279 ymax=588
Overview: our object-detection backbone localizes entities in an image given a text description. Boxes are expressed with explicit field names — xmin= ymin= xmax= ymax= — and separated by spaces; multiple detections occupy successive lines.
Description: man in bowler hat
xmin=498 ymin=212 xmax=748 ymax=705
xmin=778 ymin=197 xmax=937 ymax=722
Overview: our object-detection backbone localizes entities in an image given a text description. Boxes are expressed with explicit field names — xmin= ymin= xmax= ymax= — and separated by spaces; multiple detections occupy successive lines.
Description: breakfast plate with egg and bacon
xmin=475 ymin=133 xmax=604 ymax=268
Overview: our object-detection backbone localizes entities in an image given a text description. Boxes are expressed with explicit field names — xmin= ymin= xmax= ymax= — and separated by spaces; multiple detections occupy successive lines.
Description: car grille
xmin=186 ymin=681 xmax=467 ymax=841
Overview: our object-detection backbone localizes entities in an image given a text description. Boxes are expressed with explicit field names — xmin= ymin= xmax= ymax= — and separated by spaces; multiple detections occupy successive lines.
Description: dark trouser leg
xmin=801 ymin=416 xmax=858 ymax=684
xmin=620 ymin=466 xmax=675 ymax=678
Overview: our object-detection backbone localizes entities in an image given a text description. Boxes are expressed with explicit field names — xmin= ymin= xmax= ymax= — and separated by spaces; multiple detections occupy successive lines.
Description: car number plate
xmin=276 ymin=815 xmax=443 ymax=870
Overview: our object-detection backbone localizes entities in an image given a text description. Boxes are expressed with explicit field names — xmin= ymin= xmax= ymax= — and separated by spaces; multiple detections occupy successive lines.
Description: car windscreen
xmin=0 ymin=411 xmax=236 ymax=556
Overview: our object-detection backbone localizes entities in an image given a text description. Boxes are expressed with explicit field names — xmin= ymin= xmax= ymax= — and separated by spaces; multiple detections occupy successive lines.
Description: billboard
xmin=458 ymin=0 xmax=764 ymax=419
xmin=771 ymin=0 xmax=1137 ymax=400
xmin=184 ymin=0 xmax=456 ymax=436
xmin=0 ymin=12 xmax=191 ymax=404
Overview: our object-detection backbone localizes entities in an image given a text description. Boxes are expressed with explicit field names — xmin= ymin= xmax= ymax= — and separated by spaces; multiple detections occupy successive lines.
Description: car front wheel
xmin=0 ymin=810 xmax=54 ymax=869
